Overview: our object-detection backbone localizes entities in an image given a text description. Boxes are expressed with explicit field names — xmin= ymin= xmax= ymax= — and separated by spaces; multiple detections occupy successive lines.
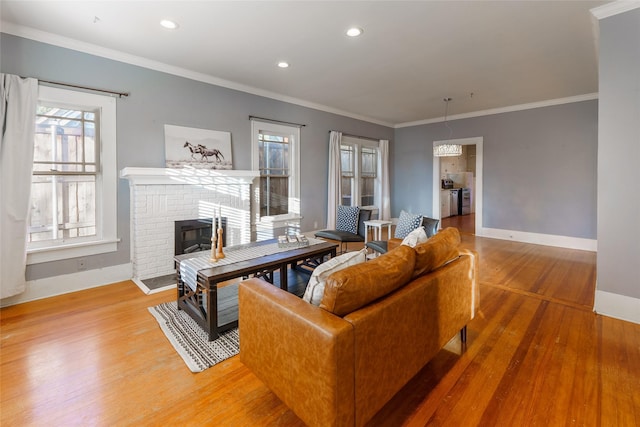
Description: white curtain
xmin=326 ymin=131 xmax=342 ymax=229
xmin=378 ymin=139 xmax=391 ymax=220
xmin=0 ymin=74 xmax=38 ymax=299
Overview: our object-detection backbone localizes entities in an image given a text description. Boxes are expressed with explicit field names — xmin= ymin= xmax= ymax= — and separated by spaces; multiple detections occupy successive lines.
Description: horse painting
xmin=197 ymin=144 xmax=225 ymax=163
xmin=183 ymin=141 xmax=199 ymax=160
xmin=166 ymin=125 xmax=231 ymax=169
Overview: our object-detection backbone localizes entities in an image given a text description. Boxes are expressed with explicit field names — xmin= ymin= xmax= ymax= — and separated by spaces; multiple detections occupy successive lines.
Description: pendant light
xmin=433 ymin=97 xmax=462 ymax=157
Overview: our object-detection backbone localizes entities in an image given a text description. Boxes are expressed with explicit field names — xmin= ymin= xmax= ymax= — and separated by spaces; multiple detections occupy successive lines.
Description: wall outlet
xmin=77 ymin=258 xmax=87 ymax=271
xmin=313 ymin=221 xmax=318 ymax=229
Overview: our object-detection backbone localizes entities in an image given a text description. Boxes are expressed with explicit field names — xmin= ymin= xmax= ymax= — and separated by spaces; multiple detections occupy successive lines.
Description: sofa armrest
xmin=239 ymin=278 xmax=356 ymax=427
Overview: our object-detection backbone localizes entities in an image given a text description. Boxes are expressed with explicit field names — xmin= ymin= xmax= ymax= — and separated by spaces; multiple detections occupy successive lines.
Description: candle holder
xmin=216 ymin=227 xmax=225 ymax=259
xmin=209 ymin=233 xmax=218 ymax=262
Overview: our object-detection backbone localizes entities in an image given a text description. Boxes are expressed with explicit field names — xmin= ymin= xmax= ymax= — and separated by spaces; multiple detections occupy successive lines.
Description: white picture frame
xmin=164 ymin=124 xmax=233 ymax=169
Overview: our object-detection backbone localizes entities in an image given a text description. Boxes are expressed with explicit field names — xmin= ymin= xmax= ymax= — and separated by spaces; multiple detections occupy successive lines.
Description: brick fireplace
xmin=120 ymin=167 xmax=259 ymax=292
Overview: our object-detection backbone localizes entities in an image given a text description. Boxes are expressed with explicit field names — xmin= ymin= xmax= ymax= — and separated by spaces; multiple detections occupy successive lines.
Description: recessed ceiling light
xmin=160 ymin=19 xmax=179 ymax=30
xmin=346 ymin=27 xmax=363 ymax=37
xmin=277 ymin=61 xmax=290 ymax=68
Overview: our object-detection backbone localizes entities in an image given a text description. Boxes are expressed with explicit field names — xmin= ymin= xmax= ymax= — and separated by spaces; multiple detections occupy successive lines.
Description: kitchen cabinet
xmin=440 ymin=190 xmax=450 ymax=218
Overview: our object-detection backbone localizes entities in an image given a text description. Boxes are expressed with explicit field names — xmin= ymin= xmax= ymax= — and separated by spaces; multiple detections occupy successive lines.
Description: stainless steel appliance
xmin=450 ymin=189 xmax=460 ymax=216
xmin=461 ymin=188 xmax=471 ymax=215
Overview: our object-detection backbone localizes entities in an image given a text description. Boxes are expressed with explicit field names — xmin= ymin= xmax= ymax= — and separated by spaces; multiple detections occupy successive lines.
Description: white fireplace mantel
xmin=120 ymin=167 xmax=259 ymax=185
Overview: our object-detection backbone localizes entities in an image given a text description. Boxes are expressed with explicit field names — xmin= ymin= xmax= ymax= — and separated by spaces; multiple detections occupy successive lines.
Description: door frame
xmin=432 ymin=137 xmax=483 ymax=234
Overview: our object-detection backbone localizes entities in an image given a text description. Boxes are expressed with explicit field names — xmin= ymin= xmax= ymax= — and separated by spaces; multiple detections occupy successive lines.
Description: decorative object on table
xmin=209 ymin=232 xmax=218 ymax=262
xmin=164 ymin=124 xmax=233 ymax=169
xmin=216 ymin=227 xmax=225 ymax=259
xmin=148 ymin=301 xmax=239 ymax=373
xmin=277 ymin=234 xmax=310 ymax=248
xmin=215 ymin=205 xmax=225 ymax=259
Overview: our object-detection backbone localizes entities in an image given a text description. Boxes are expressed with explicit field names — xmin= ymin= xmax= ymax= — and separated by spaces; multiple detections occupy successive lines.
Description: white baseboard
xmin=0 ymin=263 xmax=132 ymax=308
xmin=594 ymin=290 xmax=640 ymax=325
xmin=477 ymin=227 xmax=597 ymax=252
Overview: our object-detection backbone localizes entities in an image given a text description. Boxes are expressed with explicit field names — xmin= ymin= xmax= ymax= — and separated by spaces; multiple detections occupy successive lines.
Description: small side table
xmin=363 ymin=220 xmax=393 ymax=244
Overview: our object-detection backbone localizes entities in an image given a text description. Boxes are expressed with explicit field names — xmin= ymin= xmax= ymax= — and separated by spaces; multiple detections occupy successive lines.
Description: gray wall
xmin=596 ymin=8 xmax=640 ymax=299
xmin=393 ymin=100 xmax=598 ymax=239
xmin=0 ymin=34 xmax=393 ymax=280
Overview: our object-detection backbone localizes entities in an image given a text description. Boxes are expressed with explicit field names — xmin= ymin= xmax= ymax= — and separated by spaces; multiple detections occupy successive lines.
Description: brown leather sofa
xmin=239 ymin=227 xmax=478 ymax=427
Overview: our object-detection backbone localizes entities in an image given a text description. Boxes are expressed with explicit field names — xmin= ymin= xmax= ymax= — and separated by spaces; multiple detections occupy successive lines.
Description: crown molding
xmin=2 ymin=19 xmax=605 ymax=130
xmin=591 ymin=1 xmax=640 ymax=20
xmin=395 ymin=93 xmax=599 ymax=129
xmin=1 ymin=21 xmax=393 ymax=128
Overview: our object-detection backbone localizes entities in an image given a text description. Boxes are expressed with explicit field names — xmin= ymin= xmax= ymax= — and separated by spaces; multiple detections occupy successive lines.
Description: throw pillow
xmin=412 ymin=227 xmax=461 ymax=279
xmin=320 ymin=245 xmax=416 ymax=316
xmin=302 ymin=249 xmax=367 ymax=306
xmin=336 ymin=205 xmax=360 ymax=235
xmin=401 ymin=226 xmax=428 ymax=247
xmin=394 ymin=210 xmax=423 ymax=239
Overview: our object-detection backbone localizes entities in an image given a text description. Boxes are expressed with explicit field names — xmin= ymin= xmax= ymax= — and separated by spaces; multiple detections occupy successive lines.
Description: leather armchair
xmin=315 ymin=208 xmax=372 ymax=253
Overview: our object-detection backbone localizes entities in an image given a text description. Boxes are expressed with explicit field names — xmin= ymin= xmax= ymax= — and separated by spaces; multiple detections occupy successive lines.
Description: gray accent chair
xmin=365 ymin=216 xmax=440 ymax=255
xmin=315 ymin=209 xmax=372 ymax=254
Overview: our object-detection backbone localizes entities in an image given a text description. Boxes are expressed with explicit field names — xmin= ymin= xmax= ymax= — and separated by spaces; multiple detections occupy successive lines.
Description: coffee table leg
xmin=280 ymin=264 xmax=288 ymax=291
xmin=208 ymin=282 xmax=219 ymax=341
xmin=176 ymin=271 xmax=183 ymax=310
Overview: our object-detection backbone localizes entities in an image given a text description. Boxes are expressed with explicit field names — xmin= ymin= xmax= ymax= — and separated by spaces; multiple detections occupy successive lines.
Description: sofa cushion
xmin=302 ymin=249 xmax=367 ymax=306
xmin=412 ymin=227 xmax=461 ymax=279
xmin=400 ymin=227 xmax=428 ymax=247
xmin=320 ymin=245 xmax=416 ymax=316
xmin=394 ymin=210 xmax=423 ymax=239
xmin=337 ymin=205 xmax=360 ymax=234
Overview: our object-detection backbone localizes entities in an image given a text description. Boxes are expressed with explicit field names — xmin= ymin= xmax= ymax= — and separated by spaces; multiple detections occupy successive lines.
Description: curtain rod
xmin=249 ymin=115 xmax=306 ymax=127
xmin=38 ymin=79 xmax=129 ymax=98
xmin=329 ymin=130 xmax=380 ymax=142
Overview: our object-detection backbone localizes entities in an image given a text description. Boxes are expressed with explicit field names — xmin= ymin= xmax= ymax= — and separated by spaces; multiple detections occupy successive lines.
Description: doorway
xmin=432 ymin=137 xmax=483 ymax=234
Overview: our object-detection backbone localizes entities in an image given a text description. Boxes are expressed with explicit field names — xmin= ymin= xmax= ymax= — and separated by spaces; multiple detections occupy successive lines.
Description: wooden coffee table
xmin=175 ymin=239 xmax=338 ymax=340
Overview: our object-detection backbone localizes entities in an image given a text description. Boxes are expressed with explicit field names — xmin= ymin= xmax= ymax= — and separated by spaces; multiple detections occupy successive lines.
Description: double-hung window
xmin=251 ymin=120 xmax=300 ymax=224
xmin=340 ymin=136 xmax=379 ymax=209
xmin=27 ymin=86 xmax=118 ymax=264
xmin=258 ymin=133 xmax=290 ymax=217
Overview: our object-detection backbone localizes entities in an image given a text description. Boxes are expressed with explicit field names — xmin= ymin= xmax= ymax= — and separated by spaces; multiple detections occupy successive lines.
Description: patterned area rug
xmin=148 ymin=301 xmax=239 ymax=373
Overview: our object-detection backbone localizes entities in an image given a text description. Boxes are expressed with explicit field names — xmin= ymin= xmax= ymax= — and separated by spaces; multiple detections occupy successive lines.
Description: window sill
xmin=256 ymin=214 xmax=302 ymax=229
xmin=27 ymin=238 xmax=120 ymax=265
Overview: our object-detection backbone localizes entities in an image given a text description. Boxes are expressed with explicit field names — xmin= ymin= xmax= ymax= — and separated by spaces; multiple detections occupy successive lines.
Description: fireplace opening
xmin=174 ymin=218 xmax=227 ymax=255
xmin=139 ymin=217 xmax=228 ymax=293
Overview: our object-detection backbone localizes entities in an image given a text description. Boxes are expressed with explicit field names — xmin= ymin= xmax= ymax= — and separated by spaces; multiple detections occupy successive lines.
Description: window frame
xmin=26 ymin=86 xmax=118 ymax=265
xmin=251 ymin=120 xmax=301 ymax=226
xmin=340 ymin=135 xmax=380 ymax=211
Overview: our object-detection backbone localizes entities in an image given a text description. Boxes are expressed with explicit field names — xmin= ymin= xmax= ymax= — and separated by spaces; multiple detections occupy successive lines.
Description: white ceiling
xmin=1 ymin=1 xmax=609 ymax=126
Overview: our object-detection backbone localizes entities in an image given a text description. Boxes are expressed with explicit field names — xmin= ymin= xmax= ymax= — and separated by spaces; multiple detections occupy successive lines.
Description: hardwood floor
xmin=2 ymin=235 xmax=639 ymax=426
xmin=441 ymin=212 xmax=475 ymax=235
